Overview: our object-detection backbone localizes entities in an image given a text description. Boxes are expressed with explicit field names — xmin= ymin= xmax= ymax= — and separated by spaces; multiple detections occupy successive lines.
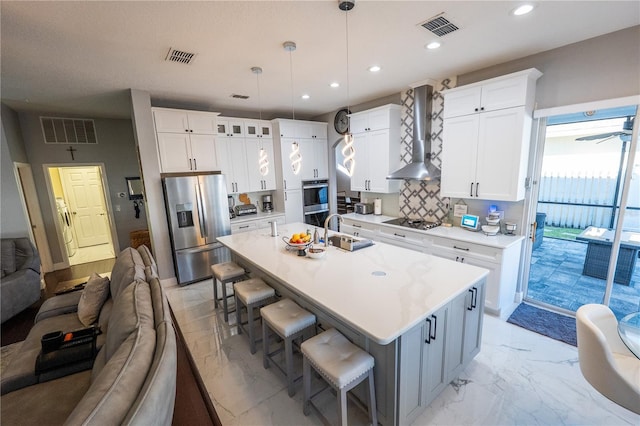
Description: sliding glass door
xmin=523 ymin=104 xmax=639 ymax=319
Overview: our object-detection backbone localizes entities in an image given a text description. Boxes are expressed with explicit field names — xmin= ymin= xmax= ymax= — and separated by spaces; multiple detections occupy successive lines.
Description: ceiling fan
xmin=575 ymin=116 xmax=634 ymax=143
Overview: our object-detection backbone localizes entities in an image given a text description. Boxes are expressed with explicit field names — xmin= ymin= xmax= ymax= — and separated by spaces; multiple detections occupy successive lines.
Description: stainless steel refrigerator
xmin=162 ymin=172 xmax=231 ymax=285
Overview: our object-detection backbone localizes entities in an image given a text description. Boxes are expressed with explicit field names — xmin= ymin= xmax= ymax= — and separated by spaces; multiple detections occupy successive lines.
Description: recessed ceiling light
xmin=425 ymin=41 xmax=441 ymax=50
xmin=330 ymin=82 xmax=340 ymax=88
xmin=301 ymin=94 xmax=310 ymax=100
xmin=368 ymin=65 xmax=381 ymax=73
xmin=512 ymin=4 xmax=534 ymax=16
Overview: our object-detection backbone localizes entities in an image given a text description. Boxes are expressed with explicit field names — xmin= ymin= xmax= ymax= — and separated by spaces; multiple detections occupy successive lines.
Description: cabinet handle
xmin=190 ymin=129 xmax=193 ymax=132
xmin=189 ymin=158 xmax=193 ymax=170
xmin=475 ymin=182 xmax=479 ymax=197
xmin=467 ymin=287 xmax=478 ymax=310
xmin=394 ymin=233 xmax=406 ymax=238
xmin=425 ymin=317 xmax=432 ymax=344
xmin=453 ymin=245 xmax=469 ymax=251
xmin=480 ymin=107 xmax=485 ymax=111
xmin=470 ymin=182 xmax=474 ymax=197
xmin=239 ymin=225 xmax=249 ymax=229
xmin=474 ymin=108 xmax=479 ymax=112
xmin=353 ymin=224 xmax=361 ymax=228
xmin=430 ymin=315 xmax=437 ymax=341
xmin=284 ymin=180 xmax=287 ymax=190
xmin=193 ymin=158 xmax=197 ymax=170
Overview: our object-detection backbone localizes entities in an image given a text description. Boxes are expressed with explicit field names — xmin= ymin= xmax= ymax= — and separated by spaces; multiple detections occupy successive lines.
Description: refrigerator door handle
xmin=195 ymin=183 xmax=207 ymax=239
xmin=176 ymin=243 xmax=222 ymax=255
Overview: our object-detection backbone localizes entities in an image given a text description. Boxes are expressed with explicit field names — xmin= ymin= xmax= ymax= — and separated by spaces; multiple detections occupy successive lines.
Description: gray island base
xmin=218 ymin=222 xmax=488 ymax=425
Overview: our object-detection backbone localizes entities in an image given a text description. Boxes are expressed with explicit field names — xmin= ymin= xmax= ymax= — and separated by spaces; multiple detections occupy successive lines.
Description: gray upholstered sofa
xmin=1 ymin=237 xmax=41 ymax=324
xmin=0 ymin=246 xmax=177 ymax=425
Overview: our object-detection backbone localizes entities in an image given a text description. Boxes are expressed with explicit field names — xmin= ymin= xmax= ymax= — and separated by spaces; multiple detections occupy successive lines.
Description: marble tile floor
xmin=164 ymin=279 xmax=639 ymax=426
xmin=529 ymin=237 xmax=640 ymax=318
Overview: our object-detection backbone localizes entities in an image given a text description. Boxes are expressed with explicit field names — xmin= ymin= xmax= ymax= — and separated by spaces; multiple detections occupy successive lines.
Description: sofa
xmin=0 ymin=245 xmax=177 ymax=425
xmin=1 ymin=237 xmax=42 ymax=324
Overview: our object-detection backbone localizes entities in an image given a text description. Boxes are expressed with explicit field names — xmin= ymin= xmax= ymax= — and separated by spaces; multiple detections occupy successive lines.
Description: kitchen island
xmin=218 ymin=222 xmax=489 ymax=425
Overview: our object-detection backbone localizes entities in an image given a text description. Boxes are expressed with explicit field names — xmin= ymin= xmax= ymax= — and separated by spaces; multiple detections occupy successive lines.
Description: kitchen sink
xmin=326 ymin=234 xmax=374 ymax=251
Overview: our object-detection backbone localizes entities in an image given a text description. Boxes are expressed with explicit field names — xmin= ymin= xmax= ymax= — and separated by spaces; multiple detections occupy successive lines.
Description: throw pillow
xmin=78 ymin=272 xmax=111 ymax=327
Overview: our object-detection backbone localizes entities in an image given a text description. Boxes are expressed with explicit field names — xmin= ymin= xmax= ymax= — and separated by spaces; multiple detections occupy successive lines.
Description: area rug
xmin=507 ymin=303 xmax=577 ymax=346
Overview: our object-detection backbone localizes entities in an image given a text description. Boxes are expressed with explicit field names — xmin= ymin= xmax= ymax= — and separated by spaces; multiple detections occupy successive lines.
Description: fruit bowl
xmin=282 ymin=236 xmax=311 ymax=249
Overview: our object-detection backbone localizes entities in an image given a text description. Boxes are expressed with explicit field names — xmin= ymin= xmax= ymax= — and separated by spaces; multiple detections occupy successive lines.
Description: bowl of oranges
xmin=282 ymin=232 xmax=312 ymax=249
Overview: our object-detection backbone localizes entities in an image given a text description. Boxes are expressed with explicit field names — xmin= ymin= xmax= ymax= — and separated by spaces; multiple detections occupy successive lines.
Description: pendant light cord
xmin=289 ymin=49 xmax=295 ymax=120
xmin=345 ymin=9 xmax=350 ymax=114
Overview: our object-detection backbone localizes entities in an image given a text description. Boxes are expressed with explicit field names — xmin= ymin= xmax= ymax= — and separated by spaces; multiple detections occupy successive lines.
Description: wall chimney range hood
xmin=387 ymin=84 xmax=441 ymax=181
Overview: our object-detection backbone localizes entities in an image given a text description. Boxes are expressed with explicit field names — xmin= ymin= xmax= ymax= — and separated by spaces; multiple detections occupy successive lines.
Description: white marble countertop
xmin=218 ymin=222 xmax=488 ymax=345
xmin=342 ymin=213 xmax=524 ymax=249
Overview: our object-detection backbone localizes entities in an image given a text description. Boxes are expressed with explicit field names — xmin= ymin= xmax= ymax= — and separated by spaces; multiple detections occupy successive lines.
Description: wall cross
xmin=66 ymin=146 xmax=77 ymax=160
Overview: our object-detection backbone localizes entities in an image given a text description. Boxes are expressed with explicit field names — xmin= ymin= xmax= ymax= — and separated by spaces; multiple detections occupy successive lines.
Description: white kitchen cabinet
xmin=153 ymin=108 xmax=219 ymax=173
xmin=283 ymin=190 xmax=303 ymax=224
xmin=231 ymin=213 xmax=285 ymax=234
xmin=153 ymin=108 xmax=218 ymax=134
xmin=245 ymin=138 xmax=276 ymax=192
xmin=340 ymin=222 xmax=378 ymax=241
xmin=428 ymin=235 xmax=520 ymax=319
xmin=244 ymin=120 xmax=272 ymax=139
xmin=349 ymin=105 xmax=401 ymax=194
xmin=272 ymin=119 xmax=329 ymax=190
xmin=216 ymin=118 xmax=245 ymax=137
xmin=215 ymin=137 xmax=249 ymax=194
xmin=231 ymin=221 xmax=258 ymax=234
xmin=377 ymin=224 xmax=426 ymax=252
xmin=441 ymin=69 xmax=542 ymax=202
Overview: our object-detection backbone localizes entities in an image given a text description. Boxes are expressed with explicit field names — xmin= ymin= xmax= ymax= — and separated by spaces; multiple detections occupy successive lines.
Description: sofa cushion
xmin=109 ymin=247 xmax=145 ymax=299
xmin=0 ymin=370 xmax=92 ymax=426
xmin=1 ymin=239 xmax=17 ymax=275
xmin=66 ymin=280 xmax=156 ymax=425
xmin=77 ymin=273 xmax=111 ymax=327
xmin=35 ymin=291 xmax=83 ymax=323
xmin=104 ymin=279 xmax=154 ymax=363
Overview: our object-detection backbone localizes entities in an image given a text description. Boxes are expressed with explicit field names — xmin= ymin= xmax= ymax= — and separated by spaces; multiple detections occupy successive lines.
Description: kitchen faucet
xmin=323 ymin=214 xmax=343 ymax=247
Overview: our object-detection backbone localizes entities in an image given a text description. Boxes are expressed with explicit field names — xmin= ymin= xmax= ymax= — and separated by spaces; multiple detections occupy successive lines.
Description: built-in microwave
xmin=302 ymin=180 xmax=329 ymax=226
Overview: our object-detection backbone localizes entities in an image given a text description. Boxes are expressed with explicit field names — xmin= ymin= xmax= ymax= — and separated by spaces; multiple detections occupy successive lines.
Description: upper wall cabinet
xmin=244 ymin=120 xmax=272 ymax=139
xmin=153 ymin=108 xmax=218 ymax=134
xmin=441 ymin=69 xmax=542 ymax=202
xmin=349 ymin=104 xmax=401 ymax=194
xmin=272 ymin=119 xmax=328 ymax=190
xmin=152 ymin=107 xmax=220 ymax=173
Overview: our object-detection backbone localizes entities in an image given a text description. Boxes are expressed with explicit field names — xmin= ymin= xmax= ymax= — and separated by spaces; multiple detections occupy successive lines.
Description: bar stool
xmin=234 ymin=278 xmax=275 ymax=354
xmin=301 ymin=328 xmax=377 ymax=426
xmin=261 ymin=298 xmax=316 ymax=397
xmin=210 ymin=261 xmax=246 ymax=322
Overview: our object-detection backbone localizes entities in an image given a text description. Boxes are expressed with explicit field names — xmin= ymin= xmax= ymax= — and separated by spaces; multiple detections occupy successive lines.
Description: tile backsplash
xmin=399 ymin=77 xmax=456 ymax=222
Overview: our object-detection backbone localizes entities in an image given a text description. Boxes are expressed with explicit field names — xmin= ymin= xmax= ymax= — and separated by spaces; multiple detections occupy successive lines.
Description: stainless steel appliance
xmin=302 ymin=180 xmax=329 ymax=226
xmin=262 ymin=194 xmax=273 ymax=212
xmin=354 ymin=202 xmax=374 ymax=215
xmin=162 ymin=172 xmax=231 ymax=285
xmin=235 ymin=204 xmax=258 ymax=216
xmin=228 ymin=195 xmax=236 ymax=219
xmin=383 ymin=217 xmax=441 ymax=231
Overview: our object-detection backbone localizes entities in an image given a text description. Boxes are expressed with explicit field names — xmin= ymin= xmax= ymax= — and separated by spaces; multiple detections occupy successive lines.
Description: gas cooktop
xmin=383 ymin=218 xmax=441 ymax=230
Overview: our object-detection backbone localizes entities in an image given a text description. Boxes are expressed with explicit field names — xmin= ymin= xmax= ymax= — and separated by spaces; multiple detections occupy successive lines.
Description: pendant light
xmin=284 ymin=41 xmax=302 ymax=175
xmin=252 ymin=66 xmax=269 ymax=177
xmin=340 ymin=0 xmax=355 ymax=177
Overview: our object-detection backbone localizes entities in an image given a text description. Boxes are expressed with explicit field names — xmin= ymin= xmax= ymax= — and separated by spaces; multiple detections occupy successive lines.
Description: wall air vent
xmin=165 ymin=47 xmax=197 ymax=64
xmin=231 ymin=94 xmax=250 ymax=100
xmin=40 ymin=117 xmax=97 ymax=144
xmin=420 ymin=14 xmax=459 ymax=37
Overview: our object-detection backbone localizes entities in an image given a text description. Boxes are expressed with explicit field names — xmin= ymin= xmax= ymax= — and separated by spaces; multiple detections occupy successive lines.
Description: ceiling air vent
xmin=40 ymin=117 xmax=97 ymax=144
xmin=420 ymin=14 xmax=459 ymax=37
xmin=231 ymin=94 xmax=250 ymax=100
xmin=165 ymin=47 xmax=197 ymax=64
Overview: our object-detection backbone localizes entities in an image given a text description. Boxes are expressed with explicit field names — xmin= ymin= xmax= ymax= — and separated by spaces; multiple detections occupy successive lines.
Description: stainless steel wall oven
xmin=302 ymin=180 xmax=329 ymax=226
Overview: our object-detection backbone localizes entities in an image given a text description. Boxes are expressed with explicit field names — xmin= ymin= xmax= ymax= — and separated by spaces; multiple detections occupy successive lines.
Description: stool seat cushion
xmin=235 ymin=278 xmax=274 ymax=305
xmin=301 ymin=328 xmax=374 ymax=389
xmin=211 ymin=262 xmax=244 ymax=281
xmin=261 ymin=299 xmax=316 ymax=338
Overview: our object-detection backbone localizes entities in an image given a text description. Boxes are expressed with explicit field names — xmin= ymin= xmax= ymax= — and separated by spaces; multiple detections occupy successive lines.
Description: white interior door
xmin=60 ymin=166 xmax=109 ymax=247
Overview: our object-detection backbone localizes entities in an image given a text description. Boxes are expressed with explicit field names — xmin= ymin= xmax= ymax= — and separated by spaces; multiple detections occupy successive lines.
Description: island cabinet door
xmin=462 ymin=281 xmax=485 ymax=365
xmin=398 ymin=304 xmax=448 ymax=425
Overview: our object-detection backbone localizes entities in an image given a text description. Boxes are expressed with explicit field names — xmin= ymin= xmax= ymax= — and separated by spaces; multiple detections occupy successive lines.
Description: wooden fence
xmin=537 ymin=171 xmax=640 ymax=230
